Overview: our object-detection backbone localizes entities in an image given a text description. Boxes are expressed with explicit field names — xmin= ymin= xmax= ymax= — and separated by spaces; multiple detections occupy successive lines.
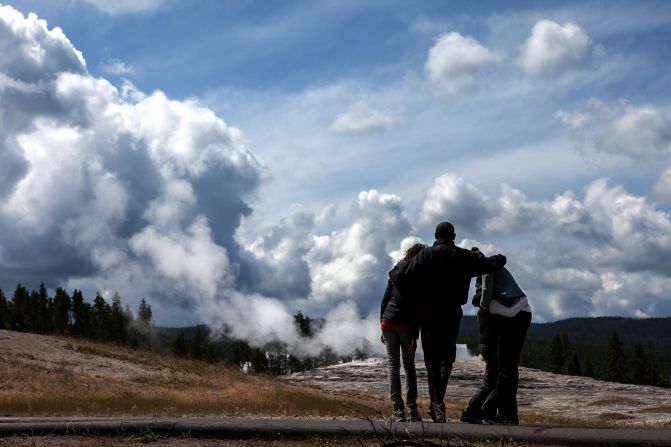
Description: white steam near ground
xmin=1 ymin=6 xmax=671 ymax=357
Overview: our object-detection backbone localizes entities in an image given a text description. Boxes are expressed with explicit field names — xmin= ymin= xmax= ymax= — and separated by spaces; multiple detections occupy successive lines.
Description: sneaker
xmin=459 ymin=410 xmax=482 ymax=424
xmin=408 ymin=404 xmax=422 ymax=422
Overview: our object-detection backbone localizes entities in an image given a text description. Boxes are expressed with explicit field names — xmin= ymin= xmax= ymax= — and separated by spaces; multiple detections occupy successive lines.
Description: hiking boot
xmin=407 ymin=404 xmax=422 ymax=422
xmin=459 ymin=409 xmax=482 ymax=424
xmin=391 ymin=408 xmax=406 ymax=422
xmin=427 ymin=403 xmax=446 ymax=423
xmin=482 ymin=415 xmax=518 ymax=425
xmin=390 ymin=403 xmax=406 ymax=423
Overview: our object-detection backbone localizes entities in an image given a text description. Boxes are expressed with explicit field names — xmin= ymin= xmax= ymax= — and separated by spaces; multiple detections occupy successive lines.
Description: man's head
xmin=435 ymin=221 xmax=455 ymax=241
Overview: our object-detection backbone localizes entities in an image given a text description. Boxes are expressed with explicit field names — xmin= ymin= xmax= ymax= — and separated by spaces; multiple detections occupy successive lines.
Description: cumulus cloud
xmin=328 ymin=101 xmax=401 ymax=134
xmin=559 ymin=100 xmax=671 ymax=158
xmin=557 ymin=100 xmax=671 ymax=198
xmin=425 ymin=32 xmax=501 ymax=95
xmin=520 ymin=20 xmax=594 ymax=76
xmin=0 ymin=6 xmax=261 ymax=322
xmin=304 ymin=190 xmax=412 ymax=309
xmin=418 ymin=173 xmax=671 ymax=320
xmin=241 ymin=204 xmax=316 ymax=300
xmin=417 ymin=173 xmax=492 ymax=230
xmin=1 ymin=4 xmax=670 ymax=359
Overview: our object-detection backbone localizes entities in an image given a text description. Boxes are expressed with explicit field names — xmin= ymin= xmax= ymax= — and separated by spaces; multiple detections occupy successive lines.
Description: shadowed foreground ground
xmin=0 ymin=416 xmax=670 ymax=446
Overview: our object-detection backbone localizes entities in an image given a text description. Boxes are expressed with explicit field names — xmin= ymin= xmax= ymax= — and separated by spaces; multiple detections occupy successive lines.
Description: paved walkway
xmin=0 ymin=417 xmax=670 ymax=445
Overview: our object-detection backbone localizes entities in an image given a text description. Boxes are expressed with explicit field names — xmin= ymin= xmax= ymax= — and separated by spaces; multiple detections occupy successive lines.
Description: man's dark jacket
xmin=380 ymin=259 xmax=421 ymax=339
xmin=397 ymin=240 xmax=507 ymax=323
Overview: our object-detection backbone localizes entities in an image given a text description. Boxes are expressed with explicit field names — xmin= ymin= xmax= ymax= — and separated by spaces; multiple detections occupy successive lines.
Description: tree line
xmin=458 ymin=315 xmax=671 ymax=388
xmin=0 ymin=284 xmax=363 ymax=375
xmin=0 ymin=283 xmax=153 ymax=347
xmin=168 ymin=310 xmax=368 ymax=374
xmin=543 ymin=331 xmax=669 ymax=387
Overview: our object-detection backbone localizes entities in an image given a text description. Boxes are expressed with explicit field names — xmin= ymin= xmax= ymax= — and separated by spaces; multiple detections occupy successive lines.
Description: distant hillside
xmin=459 ymin=316 xmax=671 ymax=354
xmin=458 ymin=315 xmax=671 ymax=386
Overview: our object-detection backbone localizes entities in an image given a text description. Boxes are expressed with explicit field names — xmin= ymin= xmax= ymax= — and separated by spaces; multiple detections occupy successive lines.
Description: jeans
xmin=467 ymin=311 xmax=531 ymax=421
xmin=382 ymin=329 xmax=418 ymax=410
xmin=421 ymin=307 xmax=462 ymax=408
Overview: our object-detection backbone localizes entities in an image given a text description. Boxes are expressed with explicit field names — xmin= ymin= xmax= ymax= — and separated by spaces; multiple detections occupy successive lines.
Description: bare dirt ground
xmin=285 ymin=357 xmax=671 ymax=427
xmin=0 ymin=330 xmax=172 ymax=383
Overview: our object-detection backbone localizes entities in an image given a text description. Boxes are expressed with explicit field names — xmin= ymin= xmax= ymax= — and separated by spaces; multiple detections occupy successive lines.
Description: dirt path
xmin=0 ymin=416 xmax=670 ymax=446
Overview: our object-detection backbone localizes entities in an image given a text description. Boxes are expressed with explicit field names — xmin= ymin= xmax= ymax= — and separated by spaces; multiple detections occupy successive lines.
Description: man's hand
xmin=409 ymin=339 xmax=417 ymax=353
xmin=380 ymin=334 xmax=385 ymax=345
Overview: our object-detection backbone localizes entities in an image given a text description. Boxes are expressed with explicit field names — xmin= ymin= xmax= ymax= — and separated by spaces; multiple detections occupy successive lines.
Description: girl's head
xmin=404 ymin=243 xmax=426 ymax=261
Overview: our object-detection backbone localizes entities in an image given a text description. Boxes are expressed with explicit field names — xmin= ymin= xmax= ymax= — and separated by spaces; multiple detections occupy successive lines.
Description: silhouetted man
xmin=401 ymin=222 xmax=507 ymax=422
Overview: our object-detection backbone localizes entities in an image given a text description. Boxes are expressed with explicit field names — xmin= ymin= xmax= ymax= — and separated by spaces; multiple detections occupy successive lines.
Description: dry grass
xmin=0 ymin=338 xmax=386 ymax=418
xmin=639 ymin=405 xmax=671 ymax=413
xmin=587 ymin=396 xmax=644 ymax=406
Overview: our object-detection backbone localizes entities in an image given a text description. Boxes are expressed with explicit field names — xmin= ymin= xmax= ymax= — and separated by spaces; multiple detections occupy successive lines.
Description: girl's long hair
xmin=404 ymin=243 xmax=426 ymax=261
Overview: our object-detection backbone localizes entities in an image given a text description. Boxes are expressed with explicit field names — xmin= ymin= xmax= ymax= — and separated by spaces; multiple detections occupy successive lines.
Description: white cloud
xmin=602 ymin=105 xmax=671 ymax=157
xmin=653 ymin=166 xmax=671 ymax=202
xmin=0 ymin=6 xmax=86 ymax=82
xmin=328 ymin=101 xmax=401 ymax=134
xmin=0 ymin=5 xmax=262 ymax=324
xmin=102 ymin=58 xmax=135 ymax=76
xmin=1 ymin=3 xmax=671 ymax=356
xmin=80 ymin=0 xmax=169 ymax=15
xmin=304 ymin=190 xmax=412 ymax=309
xmin=424 ymin=173 xmax=671 ymax=320
xmin=558 ymin=100 xmax=671 ymax=157
xmin=425 ymin=32 xmax=501 ymax=95
xmin=417 ymin=173 xmax=491 ymax=230
xmin=242 ymin=204 xmax=316 ymax=299
xmin=520 ymin=20 xmax=594 ymax=76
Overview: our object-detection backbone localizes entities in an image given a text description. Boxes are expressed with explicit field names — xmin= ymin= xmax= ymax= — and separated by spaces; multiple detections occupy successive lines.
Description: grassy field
xmin=0 ymin=335 xmax=386 ymax=418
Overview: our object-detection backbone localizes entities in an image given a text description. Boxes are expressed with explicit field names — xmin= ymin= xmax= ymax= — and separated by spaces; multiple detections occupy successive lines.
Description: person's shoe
xmin=497 ymin=415 xmax=519 ymax=425
xmin=428 ymin=403 xmax=446 ymax=423
xmin=482 ymin=415 xmax=519 ymax=425
xmin=407 ymin=404 xmax=422 ymax=422
xmin=459 ymin=409 xmax=482 ymax=424
xmin=391 ymin=408 xmax=406 ymax=422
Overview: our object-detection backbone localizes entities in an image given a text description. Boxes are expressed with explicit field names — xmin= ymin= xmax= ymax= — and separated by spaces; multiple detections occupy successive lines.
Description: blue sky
xmin=1 ymin=0 xmax=671 ymax=352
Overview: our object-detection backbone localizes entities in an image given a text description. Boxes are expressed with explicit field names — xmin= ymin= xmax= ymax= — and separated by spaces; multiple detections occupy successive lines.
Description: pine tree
xmin=630 ymin=343 xmax=651 ymax=385
xmin=294 ymin=310 xmax=312 ymax=337
xmin=606 ymin=331 xmax=627 ymax=383
xmin=0 ymin=288 xmax=10 ymax=330
xmin=35 ymin=283 xmax=53 ymax=333
xmin=549 ymin=333 xmax=565 ymax=374
xmin=138 ymin=299 xmax=152 ymax=326
xmin=71 ymin=289 xmax=91 ymax=337
xmin=92 ymin=292 xmax=111 ymax=340
xmin=583 ymin=358 xmax=596 ymax=378
xmin=52 ymin=287 xmax=72 ymax=334
xmin=172 ymin=330 xmax=189 ymax=357
xmin=108 ymin=292 xmax=129 ymax=343
xmin=11 ymin=284 xmax=30 ymax=332
xmin=190 ymin=325 xmax=207 ymax=360
xmin=565 ymin=352 xmax=582 ymax=376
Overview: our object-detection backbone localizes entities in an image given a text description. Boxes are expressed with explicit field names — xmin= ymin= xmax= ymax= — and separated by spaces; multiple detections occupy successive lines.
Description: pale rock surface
xmin=285 ymin=357 xmax=671 ymax=427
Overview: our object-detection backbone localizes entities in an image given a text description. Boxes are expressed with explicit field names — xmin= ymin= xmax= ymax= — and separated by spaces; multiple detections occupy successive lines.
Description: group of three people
xmin=379 ymin=221 xmax=532 ymax=425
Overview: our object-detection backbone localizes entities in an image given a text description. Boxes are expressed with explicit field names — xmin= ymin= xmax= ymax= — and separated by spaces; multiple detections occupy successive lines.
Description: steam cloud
xmin=1 ymin=6 xmax=670 ymax=358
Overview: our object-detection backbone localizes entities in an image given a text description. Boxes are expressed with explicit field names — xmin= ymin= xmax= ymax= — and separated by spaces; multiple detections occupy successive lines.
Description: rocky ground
xmin=285 ymin=357 xmax=671 ymax=427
